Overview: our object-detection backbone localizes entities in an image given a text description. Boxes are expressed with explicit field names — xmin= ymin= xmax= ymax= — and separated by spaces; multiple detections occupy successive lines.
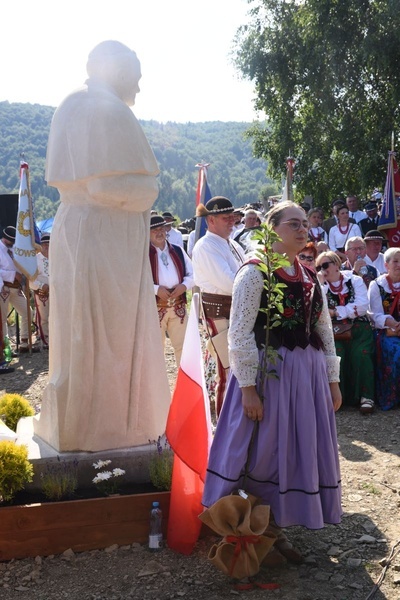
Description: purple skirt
xmin=202 ymin=345 xmax=342 ymax=529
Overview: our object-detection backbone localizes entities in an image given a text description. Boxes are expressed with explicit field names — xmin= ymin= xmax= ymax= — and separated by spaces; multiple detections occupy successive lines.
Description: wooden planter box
xmin=0 ymin=491 xmax=170 ymax=561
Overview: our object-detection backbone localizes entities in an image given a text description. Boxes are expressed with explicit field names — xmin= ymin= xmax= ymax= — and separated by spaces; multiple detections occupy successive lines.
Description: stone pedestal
xmin=16 ymin=416 xmax=157 ymax=492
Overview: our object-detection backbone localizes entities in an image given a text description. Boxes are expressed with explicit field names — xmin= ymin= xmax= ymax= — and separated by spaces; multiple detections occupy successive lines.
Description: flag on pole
xmin=166 ymin=293 xmax=213 ymax=554
xmin=281 ymin=156 xmax=295 ymax=202
xmin=13 ymin=162 xmax=39 ymax=280
xmin=194 ymin=162 xmax=212 ymax=243
xmin=378 ymin=151 xmax=400 ymax=247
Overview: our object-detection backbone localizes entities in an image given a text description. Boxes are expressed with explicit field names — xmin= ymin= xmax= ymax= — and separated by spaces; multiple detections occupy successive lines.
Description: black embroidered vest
xmin=253 ymin=268 xmax=324 ymax=351
xmin=377 ymin=284 xmax=400 ymax=319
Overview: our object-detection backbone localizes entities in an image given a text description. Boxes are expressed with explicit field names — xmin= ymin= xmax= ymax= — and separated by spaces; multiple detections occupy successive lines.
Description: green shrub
xmin=0 ymin=393 xmax=35 ymax=432
xmin=0 ymin=441 xmax=33 ymax=502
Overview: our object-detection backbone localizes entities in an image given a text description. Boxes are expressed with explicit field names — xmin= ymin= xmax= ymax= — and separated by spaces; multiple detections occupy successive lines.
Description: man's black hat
xmin=150 ymin=216 xmax=167 ymax=229
xmin=41 ymin=233 xmax=51 ymax=243
xmin=364 ymin=229 xmax=385 ymax=241
xmin=2 ymin=226 xmax=16 ymax=242
xmin=196 ymin=196 xmax=234 ymax=217
xmin=162 ymin=211 xmax=176 ymax=222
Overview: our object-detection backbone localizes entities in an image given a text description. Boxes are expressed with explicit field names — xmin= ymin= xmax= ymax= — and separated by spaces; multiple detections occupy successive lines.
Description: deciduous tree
xmin=235 ymin=0 xmax=400 ymax=209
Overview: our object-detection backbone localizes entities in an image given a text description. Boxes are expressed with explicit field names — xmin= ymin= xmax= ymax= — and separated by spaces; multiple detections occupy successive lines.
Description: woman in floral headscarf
xmin=368 ymin=248 xmax=400 ymax=410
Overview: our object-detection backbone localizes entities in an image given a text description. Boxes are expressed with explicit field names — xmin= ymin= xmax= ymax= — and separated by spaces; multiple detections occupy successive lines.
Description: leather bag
xmin=332 ymin=320 xmax=353 ymax=341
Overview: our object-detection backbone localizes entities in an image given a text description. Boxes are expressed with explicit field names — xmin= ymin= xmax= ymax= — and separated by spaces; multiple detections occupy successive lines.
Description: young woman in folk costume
xmin=202 ymin=201 xmax=342 ymax=563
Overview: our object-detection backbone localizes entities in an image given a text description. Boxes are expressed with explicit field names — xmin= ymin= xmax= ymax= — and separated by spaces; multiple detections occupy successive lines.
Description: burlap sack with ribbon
xmin=199 ymin=493 xmax=276 ymax=580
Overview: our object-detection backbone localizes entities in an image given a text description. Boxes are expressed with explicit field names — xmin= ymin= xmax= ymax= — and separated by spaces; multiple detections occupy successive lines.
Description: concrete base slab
xmin=16 ymin=416 xmax=157 ymax=493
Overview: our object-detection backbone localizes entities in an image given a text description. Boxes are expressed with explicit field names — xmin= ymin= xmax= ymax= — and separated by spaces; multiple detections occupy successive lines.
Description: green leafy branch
xmin=252 ymin=223 xmax=290 ymax=402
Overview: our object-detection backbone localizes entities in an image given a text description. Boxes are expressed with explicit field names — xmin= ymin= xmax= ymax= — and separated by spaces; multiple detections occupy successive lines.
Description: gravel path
xmin=1 ymin=344 xmax=400 ymax=599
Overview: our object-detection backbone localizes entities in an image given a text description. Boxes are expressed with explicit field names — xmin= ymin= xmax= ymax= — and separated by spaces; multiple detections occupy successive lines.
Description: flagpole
xmin=193 ymin=162 xmax=211 ymax=295
xmin=24 ymin=279 xmax=33 ymax=355
xmin=14 ymin=160 xmax=39 ymax=354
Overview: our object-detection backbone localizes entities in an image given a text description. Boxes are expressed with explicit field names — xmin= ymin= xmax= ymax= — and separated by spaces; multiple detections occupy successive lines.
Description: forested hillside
xmin=0 ymin=101 xmax=278 ymax=221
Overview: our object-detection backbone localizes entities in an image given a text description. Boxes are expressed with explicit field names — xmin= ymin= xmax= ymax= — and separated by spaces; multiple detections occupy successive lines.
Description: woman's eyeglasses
xmin=281 ymin=219 xmax=309 ymax=231
xmin=298 ymin=254 xmax=314 ymax=262
xmin=316 ymin=261 xmax=333 ymax=272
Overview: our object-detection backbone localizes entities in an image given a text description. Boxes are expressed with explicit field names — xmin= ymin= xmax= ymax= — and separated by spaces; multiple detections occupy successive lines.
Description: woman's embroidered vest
xmin=253 ymin=269 xmax=324 ymax=351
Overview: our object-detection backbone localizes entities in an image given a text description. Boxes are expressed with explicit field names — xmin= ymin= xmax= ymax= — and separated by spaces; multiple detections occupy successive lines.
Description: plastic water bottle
xmin=357 ymin=256 xmax=368 ymax=276
xmin=148 ymin=501 xmax=163 ymax=551
xmin=3 ymin=337 xmax=12 ymax=363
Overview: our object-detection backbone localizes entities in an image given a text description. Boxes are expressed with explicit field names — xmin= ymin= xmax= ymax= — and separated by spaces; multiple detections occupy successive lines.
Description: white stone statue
xmin=34 ymin=40 xmax=171 ymax=452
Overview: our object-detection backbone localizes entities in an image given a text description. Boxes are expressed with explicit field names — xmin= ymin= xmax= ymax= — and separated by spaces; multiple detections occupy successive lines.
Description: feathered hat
xmin=196 ymin=196 xmax=235 ymax=218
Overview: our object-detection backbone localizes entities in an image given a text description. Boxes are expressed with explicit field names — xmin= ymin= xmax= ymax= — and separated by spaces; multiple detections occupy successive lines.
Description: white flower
xmin=93 ymin=459 xmax=112 ymax=470
xmin=93 ymin=471 xmax=112 ymax=484
xmin=112 ymin=468 xmax=125 ymax=477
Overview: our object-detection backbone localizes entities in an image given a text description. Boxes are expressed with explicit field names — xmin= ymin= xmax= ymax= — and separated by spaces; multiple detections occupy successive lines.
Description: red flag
xmin=195 ymin=162 xmax=211 ymax=207
xmin=378 ymin=151 xmax=400 ymax=247
xmin=166 ymin=293 xmax=212 ymax=554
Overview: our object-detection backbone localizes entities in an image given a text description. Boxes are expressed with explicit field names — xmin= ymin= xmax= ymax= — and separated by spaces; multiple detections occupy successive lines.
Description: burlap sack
xmin=199 ymin=493 xmax=276 ymax=579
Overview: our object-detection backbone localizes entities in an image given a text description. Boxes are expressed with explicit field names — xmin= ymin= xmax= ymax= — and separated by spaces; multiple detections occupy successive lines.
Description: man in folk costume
xmin=161 ymin=211 xmax=184 ymax=248
xmin=149 ymin=215 xmax=194 ymax=366
xmin=192 ymin=197 xmax=245 ymax=416
xmin=364 ymin=230 xmax=388 ymax=275
xmin=0 ymin=226 xmax=31 ymax=353
xmin=31 ymin=232 xmax=50 ymax=349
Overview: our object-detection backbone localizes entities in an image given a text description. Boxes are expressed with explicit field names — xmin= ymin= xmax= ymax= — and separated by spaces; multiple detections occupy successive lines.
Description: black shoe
xmin=0 ymin=365 xmax=15 ymax=374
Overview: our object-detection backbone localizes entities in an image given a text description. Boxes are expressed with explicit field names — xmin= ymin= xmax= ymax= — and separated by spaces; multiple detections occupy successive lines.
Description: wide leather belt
xmin=202 ymin=292 xmax=232 ymax=320
xmin=157 ymin=298 xmax=179 ymax=308
xmin=156 ymin=291 xmax=185 ymax=309
xmin=3 ymin=281 xmax=21 ymax=289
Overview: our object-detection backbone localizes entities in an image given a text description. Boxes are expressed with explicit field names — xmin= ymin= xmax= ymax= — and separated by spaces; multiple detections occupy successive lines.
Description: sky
xmin=1 ymin=0 xmax=260 ymax=123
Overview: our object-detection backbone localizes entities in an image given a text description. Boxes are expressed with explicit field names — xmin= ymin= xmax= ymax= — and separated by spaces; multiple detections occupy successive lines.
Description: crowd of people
xmin=150 ymin=192 xmax=399 ymax=418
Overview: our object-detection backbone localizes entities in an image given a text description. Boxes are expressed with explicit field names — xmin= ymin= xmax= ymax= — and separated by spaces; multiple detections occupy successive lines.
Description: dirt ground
xmin=1 ymin=342 xmax=400 ymax=600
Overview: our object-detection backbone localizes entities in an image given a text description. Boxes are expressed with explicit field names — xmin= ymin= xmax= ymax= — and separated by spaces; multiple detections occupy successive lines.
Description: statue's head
xmin=87 ymin=40 xmax=141 ymax=106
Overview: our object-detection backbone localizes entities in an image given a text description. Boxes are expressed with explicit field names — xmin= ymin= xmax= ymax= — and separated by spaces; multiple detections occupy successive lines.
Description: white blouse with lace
xmin=228 ymin=262 xmax=340 ymax=388
xmin=321 ymin=272 xmax=368 ymax=320
xmin=368 ymin=274 xmax=400 ymax=329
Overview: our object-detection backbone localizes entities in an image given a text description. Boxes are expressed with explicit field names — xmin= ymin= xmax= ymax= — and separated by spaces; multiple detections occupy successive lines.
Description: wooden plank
xmin=0 ymin=492 xmax=170 ymax=561
xmin=0 ymin=519 xmax=164 ymax=560
xmin=0 ymin=492 xmax=170 ymax=534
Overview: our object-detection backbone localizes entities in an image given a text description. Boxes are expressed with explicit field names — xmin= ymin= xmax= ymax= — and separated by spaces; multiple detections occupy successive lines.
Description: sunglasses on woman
xmin=316 ymin=261 xmax=333 ymax=272
xmin=298 ymin=254 xmax=314 ymax=262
